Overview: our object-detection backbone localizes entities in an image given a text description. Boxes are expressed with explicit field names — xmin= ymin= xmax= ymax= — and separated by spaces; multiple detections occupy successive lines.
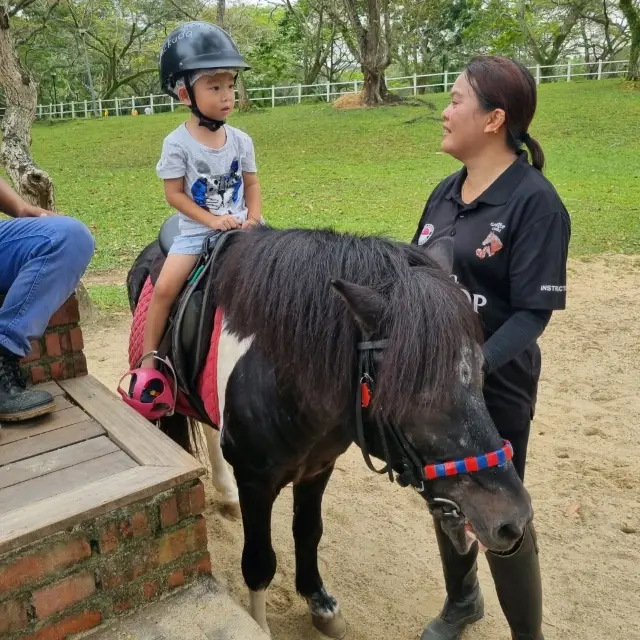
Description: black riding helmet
xmin=159 ymin=21 xmax=250 ymax=131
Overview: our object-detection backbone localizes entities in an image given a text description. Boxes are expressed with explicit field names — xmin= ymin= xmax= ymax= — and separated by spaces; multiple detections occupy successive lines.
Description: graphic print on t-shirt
xmin=191 ymin=159 xmax=243 ymax=215
xmin=476 ymin=222 xmax=505 ymax=259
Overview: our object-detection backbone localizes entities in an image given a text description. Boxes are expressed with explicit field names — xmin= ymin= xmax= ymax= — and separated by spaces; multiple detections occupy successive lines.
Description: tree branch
xmin=8 ymin=0 xmax=38 ymax=17
xmin=103 ymin=67 xmax=156 ymax=99
xmin=16 ymin=0 xmax=61 ymax=46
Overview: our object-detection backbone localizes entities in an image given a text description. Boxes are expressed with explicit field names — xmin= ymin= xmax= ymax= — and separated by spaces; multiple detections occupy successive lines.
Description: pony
xmin=126 ymin=227 xmax=532 ymax=638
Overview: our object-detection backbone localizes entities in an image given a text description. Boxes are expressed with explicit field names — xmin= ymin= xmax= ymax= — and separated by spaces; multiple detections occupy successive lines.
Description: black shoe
xmin=421 ymin=589 xmax=484 ymax=640
xmin=421 ymin=521 xmax=484 ymax=640
xmin=486 ymin=524 xmax=544 ymax=640
xmin=0 ymin=346 xmax=55 ymax=421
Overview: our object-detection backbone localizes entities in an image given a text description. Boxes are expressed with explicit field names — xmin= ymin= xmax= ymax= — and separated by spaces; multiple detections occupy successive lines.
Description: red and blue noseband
xmin=424 ymin=440 xmax=514 ymax=481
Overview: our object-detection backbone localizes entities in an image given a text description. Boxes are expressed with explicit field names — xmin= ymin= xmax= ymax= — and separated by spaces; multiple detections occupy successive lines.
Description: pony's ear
xmin=331 ymin=279 xmax=384 ymax=334
xmin=424 ymin=237 xmax=454 ymax=274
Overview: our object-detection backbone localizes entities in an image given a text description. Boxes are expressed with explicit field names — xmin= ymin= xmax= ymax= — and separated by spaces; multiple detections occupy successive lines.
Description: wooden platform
xmin=0 ymin=375 xmax=204 ymax=555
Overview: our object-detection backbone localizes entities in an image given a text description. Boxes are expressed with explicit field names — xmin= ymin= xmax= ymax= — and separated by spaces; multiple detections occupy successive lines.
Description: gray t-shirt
xmin=156 ymin=123 xmax=257 ymax=236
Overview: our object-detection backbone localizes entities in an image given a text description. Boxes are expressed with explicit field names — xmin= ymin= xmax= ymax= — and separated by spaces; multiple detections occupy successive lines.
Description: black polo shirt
xmin=412 ymin=153 xmax=571 ymax=415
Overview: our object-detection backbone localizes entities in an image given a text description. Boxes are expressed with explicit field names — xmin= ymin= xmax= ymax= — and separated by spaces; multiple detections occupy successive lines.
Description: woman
xmin=414 ymin=56 xmax=570 ymax=640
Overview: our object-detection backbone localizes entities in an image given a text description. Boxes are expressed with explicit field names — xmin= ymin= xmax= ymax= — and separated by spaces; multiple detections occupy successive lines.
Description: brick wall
xmin=0 ymin=295 xmax=88 ymax=384
xmin=0 ymin=480 xmax=211 ymax=640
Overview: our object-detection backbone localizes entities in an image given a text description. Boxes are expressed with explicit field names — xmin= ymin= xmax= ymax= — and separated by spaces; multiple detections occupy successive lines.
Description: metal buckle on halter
xmin=430 ymin=497 xmax=462 ymax=519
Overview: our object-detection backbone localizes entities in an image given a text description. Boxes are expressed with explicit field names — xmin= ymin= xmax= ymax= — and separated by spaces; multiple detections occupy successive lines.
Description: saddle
xmin=153 ymin=214 xmax=237 ymax=424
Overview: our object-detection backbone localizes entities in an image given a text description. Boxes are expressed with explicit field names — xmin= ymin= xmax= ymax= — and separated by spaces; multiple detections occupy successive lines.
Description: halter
xmin=355 ymin=338 xmax=513 ymax=519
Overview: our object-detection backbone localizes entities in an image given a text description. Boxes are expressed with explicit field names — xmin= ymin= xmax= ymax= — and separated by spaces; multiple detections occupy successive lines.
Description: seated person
xmin=0 ymin=177 xmax=94 ymax=423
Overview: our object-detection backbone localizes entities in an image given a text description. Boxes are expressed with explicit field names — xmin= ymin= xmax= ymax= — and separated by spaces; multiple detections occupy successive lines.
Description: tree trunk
xmin=236 ymin=74 xmax=251 ymax=110
xmin=216 ymin=0 xmax=225 ymax=27
xmin=0 ymin=3 xmax=55 ymax=209
xmin=628 ymin=36 xmax=640 ymax=80
xmin=362 ymin=67 xmax=388 ymax=104
xmin=620 ymin=0 xmax=640 ymax=80
xmin=338 ymin=0 xmax=392 ymax=106
xmin=216 ymin=0 xmax=251 ymax=109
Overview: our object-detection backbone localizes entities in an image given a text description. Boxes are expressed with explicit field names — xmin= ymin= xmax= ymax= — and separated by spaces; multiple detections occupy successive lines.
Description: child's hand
xmin=209 ymin=215 xmax=241 ymax=231
xmin=241 ymin=219 xmax=260 ymax=230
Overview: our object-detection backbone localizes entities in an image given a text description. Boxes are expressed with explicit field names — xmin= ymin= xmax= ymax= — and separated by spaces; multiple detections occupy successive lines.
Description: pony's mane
xmin=214 ymin=227 xmax=482 ymax=418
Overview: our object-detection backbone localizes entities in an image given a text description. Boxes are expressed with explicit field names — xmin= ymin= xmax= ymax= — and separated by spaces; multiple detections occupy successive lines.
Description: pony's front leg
xmin=293 ymin=464 xmax=347 ymax=639
xmin=236 ymin=476 xmax=278 ymax=636
xmin=203 ymin=424 xmax=241 ymax=518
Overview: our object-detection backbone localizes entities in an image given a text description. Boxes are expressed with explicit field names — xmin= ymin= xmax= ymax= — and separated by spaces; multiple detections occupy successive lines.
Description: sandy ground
xmin=84 ymin=256 xmax=640 ymax=640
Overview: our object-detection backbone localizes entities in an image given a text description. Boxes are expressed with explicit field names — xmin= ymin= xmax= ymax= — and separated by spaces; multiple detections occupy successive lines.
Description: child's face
xmin=179 ymin=71 xmax=236 ymax=121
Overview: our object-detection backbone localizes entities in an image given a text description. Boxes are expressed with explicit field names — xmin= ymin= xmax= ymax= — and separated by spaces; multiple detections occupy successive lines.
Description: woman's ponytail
xmin=522 ymin=133 xmax=545 ymax=172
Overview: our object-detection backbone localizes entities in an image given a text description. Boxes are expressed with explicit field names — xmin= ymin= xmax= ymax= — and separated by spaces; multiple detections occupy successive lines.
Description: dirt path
xmin=84 ymin=256 xmax=640 ymax=640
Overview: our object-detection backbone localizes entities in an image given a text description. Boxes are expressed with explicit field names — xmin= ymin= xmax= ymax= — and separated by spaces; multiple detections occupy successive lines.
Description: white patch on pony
xmin=204 ymin=323 xmax=253 ymax=509
xmin=217 ymin=322 xmax=254 ymax=432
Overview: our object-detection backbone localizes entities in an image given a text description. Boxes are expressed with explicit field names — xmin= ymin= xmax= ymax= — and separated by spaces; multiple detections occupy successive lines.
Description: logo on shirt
xmin=450 ymin=274 xmax=487 ymax=313
xmin=418 ymin=223 xmax=434 ymax=246
xmin=540 ymin=284 xmax=566 ymax=292
xmin=476 ymin=230 xmax=503 ymax=259
xmin=490 ymin=222 xmax=506 ymax=233
xmin=191 ymin=159 xmax=242 ymax=214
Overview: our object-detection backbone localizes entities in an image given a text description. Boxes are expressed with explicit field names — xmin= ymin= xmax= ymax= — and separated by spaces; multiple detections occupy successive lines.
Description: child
xmin=142 ymin=22 xmax=262 ymax=368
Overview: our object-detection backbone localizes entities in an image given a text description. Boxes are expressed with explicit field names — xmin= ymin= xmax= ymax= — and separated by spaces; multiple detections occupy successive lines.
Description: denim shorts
xmin=168 ymin=231 xmax=219 ymax=256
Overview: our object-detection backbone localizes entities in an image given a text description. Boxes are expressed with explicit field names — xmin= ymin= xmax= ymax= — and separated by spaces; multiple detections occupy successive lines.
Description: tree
xmin=211 ymin=0 xmax=252 ymax=109
xmin=579 ymin=0 xmax=630 ymax=61
xmin=0 ymin=0 xmax=55 ymax=208
xmin=518 ymin=0 xmax=588 ymax=73
xmin=619 ymin=0 xmax=639 ymax=79
xmin=329 ymin=0 xmax=392 ymax=104
xmin=390 ymin=0 xmax=520 ymax=84
xmin=282 ymin=0 xmax=336 ymax=85
xmin=60 ymin=0 xmax=182 ymax=100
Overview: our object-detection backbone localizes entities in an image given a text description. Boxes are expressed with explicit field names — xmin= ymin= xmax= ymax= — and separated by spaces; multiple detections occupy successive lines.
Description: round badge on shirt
xmin=418 ymin=223 xmax=434 ymax=246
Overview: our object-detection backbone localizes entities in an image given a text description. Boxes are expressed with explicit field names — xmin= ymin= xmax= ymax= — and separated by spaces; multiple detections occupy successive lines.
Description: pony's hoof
xmin=312 ymin=611 xmax=347 ymax=639
xmin=220 ymin=501 xmax=242 ymax=519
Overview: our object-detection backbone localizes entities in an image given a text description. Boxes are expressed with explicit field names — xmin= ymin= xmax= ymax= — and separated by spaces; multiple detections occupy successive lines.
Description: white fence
xmin=0 ymin=59 xmax=630 ymax=121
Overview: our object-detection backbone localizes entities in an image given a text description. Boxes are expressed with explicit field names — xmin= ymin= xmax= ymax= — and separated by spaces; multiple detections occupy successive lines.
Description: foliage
xmin=1 ymin=0 xmax=636 ymax=106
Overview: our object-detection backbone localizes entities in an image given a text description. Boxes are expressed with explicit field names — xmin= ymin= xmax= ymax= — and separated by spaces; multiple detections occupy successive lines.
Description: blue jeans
xmin=0 ymin=216 xmax=95 ymax=357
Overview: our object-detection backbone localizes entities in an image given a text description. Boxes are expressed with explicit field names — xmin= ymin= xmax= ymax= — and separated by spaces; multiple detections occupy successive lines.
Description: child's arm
xmin=242 ymin=172 xmax=262 ymax=229
xmin=164 ymin=179 xmax=240 ymax=231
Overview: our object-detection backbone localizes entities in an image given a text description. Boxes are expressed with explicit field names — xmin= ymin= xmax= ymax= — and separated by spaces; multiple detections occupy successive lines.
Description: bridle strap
xmin=356 ymin=339 xmax=393 ymax=480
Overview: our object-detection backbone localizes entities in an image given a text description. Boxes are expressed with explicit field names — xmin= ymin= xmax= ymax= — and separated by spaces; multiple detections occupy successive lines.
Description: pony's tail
xmin=158 ymin=413 xmax=202 ymax=458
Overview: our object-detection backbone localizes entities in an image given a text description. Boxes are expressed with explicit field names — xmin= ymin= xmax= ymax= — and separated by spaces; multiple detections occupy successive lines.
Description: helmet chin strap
xmin=184 ymin=76 xmax=226 ymax=132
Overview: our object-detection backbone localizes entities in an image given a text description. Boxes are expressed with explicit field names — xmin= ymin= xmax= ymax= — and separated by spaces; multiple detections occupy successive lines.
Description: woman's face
xmin=441 ymin=72 xmax=499 ymax=161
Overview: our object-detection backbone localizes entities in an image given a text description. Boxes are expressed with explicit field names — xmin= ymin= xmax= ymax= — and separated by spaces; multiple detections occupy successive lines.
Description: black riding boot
xmin=0 ymin=346 xmax=55 ymax=422
xmin=486 ymin=524 xmax=544 ymax=640
xmin=421 ymin=521 xmax=484 ymax=640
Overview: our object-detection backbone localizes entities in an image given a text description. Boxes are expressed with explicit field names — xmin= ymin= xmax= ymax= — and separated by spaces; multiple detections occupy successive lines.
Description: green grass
xmin=27 ymin=79 xmax=640 ymax=274
xmin=85 ymin=284 xmax=129 ymax=312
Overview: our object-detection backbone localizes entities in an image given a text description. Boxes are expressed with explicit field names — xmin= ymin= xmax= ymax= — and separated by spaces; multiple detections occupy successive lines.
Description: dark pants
xmin=483 ymin=343 xmax=541 ymax=481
